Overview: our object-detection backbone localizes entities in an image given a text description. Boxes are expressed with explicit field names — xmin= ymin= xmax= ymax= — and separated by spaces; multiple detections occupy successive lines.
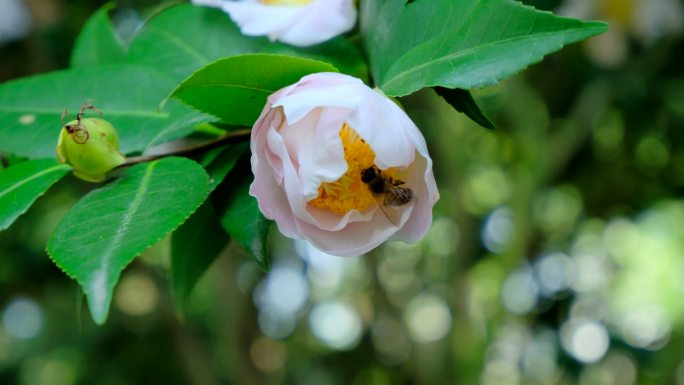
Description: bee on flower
xmin=192 ymin=0 xmax=357 ymax=47
xmin=249 ymin=73 xmax=439 ymax=257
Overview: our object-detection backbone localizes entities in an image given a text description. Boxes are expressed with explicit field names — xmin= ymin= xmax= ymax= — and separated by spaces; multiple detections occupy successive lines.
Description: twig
xmin=117 ymin=128 xmax=251 ymax=168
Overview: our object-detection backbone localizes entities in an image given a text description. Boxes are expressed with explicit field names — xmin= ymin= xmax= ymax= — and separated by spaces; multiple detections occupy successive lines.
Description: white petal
xmin=276 ymin=0 xmax=357 ymax=46
xmin=223 ymin=1 xmax=305 ymax=38
xmin=250 ymin=114 xmax=302 ymax=239
xmin=272 ymin=73 xmax=365 ymax=123
xmin=274 ymin=73 xmax=417 ymax=169
xmin=295 ymin=211 xmax=399 ymax=257
xmin=219 ymin=0 xmax=357 ymax=46
xmin=396 ymin=153 xmax=439 ymax=242
xmin=268 ymin=116 xmax=376 ymax=232
xmin=278 ymin=106 xmax=347 ymax=198
xmin=346 ymin=89 xmax=416 ymax=169
xmin=250 ymin=72 xmax=439 ymax=257
xmin=191 ymin=0 xmax=225 ymax=8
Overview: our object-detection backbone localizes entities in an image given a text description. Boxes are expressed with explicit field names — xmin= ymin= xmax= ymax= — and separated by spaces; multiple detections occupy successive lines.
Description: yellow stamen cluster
xmin=309 ymin=124 xmax=378 ymax=214
xmin=260 ymin=0 xmax=312 ymax=5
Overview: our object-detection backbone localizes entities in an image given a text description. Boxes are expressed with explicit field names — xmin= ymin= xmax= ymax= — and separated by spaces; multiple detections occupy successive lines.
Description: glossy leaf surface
xmin=169 ymin=142 xmax=250 ymax=309
xmin=171 ymin=54 xmax=337 ymax=125
xmin=47 ymin=157 xmax=210 ymax=324
xmin=170 ymin=201 xmax=228 ymax=310
xmin=0 ymin=65 xmax=210 ymax=158
xmin=434 ymin=87 xmax=495 ymax=130
xmin=128 ymin=3 xmax=366 ymax=82
xmin=70 ymin=3 xmax=127 ymax=68
xmin=362 ymin=0 xmax=608 ymax=96
xmin=0 ymin=159 xmax=70 ymax=231
xmin=201 ymin=142 xmax=249 ymax=191
xmin=215 ymin=168 xmax=270 ymax=271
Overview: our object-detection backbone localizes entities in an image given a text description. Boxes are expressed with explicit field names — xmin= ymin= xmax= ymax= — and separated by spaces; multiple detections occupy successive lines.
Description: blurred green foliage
xmin=2 ymin=0 xmax=684 ymax=385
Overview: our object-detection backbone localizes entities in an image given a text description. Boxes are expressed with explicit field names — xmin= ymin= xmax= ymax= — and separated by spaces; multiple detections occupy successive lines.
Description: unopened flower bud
xmin=56 ymin=117 xmax=126 ymax=182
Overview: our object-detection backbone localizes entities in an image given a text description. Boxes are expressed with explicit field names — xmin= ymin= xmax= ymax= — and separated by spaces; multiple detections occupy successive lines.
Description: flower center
xmin=309 ymin=124 xmax=397 ymax=215
xmin=260 ymin=0 xmax=313 ymax=5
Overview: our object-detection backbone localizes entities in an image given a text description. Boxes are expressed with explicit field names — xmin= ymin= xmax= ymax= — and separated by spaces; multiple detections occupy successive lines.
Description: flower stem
xmin=118 ymin=128 xmax=251 ymax=168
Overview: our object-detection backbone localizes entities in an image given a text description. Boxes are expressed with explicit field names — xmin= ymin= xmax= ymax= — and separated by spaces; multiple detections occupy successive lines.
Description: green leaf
xmin=170 ymin=201 xmax=228 ymax=310
xmin=47 ymin=157 xmax=210 ymax=324
xmin=128 ymin=3 xmax=366 ymax=82
xmin=0 ymin=65 xmax=211 ymax=159
xmin=363 ymin=0 xmax=608 ymax=96
xmin=171 ymin=54 xmax=338 ymax=126
xmin=142 ymin=100 xmax=215 ymax=152
xmin=200 ymin=142 xmax=249 ymax=191
xmin=266 ymin=38 xmax=368 ymax=84
xmin=169 ymin=142 xmax=250 ymax=309
xmin=434 ymin=87 xmax=495 ymax=130
xmin=70 ymin=3 xmax=127 ymax=68
xmin=215 ymin=166 xmax=270 ymax=270
xmin=0 ymin=159 xmax=70 ymax=231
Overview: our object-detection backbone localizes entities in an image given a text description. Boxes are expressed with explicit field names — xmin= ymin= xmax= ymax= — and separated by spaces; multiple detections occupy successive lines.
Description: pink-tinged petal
xmin=272 ymin=73 xmax=365 ymax=124
xmin=346 ymin=90 xmax=416 ymax=169
xmin=249 ymin=164 xmax=302 ymax=240
xmin=295 ymin=212 xmax=399 ymax=257
xmin=250 ymin=128 xmax=301 ymax=239
xmin=253 ymin=103 xmax=285 ymax=183
xmin=248 ymin=72 xmax=439 ymax=257
xmin=278 ymin=107 xmax=347 ymax=198
xmin=304 ymin=204 xmax=375 ymax=231
xmin=266 ymin=120 xmax=372 ymax=232
xmin=273 ymin=73 xmax=416 ymax=169
xmin=396 ymin=154 xmax=439 ymax=242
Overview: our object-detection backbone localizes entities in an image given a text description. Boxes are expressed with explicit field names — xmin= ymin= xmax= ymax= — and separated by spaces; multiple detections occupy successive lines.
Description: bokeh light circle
xmin=309 ymin=301 xmax=362 ymax=350
xmin=403 ymin=293 xmax=452 ymax=343
xmin=3 ymin=297 xmax=43 ymax=340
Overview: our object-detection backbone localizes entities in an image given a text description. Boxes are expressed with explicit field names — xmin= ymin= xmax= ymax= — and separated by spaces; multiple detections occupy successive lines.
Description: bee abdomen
xmin=385 ymin=187 xmax=413 ymax=206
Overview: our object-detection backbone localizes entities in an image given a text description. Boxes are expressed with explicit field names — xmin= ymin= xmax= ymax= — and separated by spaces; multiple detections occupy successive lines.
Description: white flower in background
xmin=192 ymin=0 xmax=357 ymax=47
xmin=558 ymin=0 xmax=683 ymax=66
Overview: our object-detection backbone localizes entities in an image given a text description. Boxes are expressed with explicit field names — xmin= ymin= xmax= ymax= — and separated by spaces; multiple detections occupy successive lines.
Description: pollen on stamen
xmin=308 ymin=124 xmax=378 ymax=215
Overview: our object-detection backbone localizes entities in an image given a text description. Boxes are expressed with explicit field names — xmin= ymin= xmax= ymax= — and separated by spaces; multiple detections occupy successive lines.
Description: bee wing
xmin=374 ymin=198 xmax=406 ymax=227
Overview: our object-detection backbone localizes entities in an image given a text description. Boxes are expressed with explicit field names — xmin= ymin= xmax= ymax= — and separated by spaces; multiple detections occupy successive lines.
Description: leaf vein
xmin=0 ymin=164 xmax=69 ymax=201
xmin=91 ymin=161 xmax=158 ymax=285
xmin=381 ymin=25 xmax=603 ymax=93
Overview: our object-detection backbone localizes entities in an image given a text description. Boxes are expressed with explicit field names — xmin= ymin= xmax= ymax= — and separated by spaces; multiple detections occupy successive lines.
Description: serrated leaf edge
xmin=381 ymin=22 xmax=608 ymax=96
xmin=46 ymin=157 xmax=211 ymax=324
xmin=0 ymin=163 xmax=71 ymax=231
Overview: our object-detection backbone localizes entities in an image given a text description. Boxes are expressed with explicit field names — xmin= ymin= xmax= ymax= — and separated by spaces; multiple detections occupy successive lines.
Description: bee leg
xmin=80 ymin=100 xmax=103 ymax=116
xmin=90 ymin=104 xmax=103 ymax=116
xmin=61 ymin=108 xmax=68 ymax=126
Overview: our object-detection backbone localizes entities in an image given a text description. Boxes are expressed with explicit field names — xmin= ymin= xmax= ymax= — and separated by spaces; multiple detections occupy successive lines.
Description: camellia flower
xmin=192 ymin=0 xmax=357 ymax=47
xmin=250 ymin=72 xmax=439 ymax=257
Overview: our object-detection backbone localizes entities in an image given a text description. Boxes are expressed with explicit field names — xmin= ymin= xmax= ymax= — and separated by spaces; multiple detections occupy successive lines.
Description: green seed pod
xmin=56 ymin=117 xmax=126 ymax=182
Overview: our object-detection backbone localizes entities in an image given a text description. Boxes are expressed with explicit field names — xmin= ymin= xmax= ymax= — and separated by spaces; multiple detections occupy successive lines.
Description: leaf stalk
xmin=118 ymin=129 xmax=252 ymax=168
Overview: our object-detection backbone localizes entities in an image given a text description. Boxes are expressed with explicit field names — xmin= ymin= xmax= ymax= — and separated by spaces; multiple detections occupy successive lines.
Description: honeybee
xmin=361 ymin=165 xmax=413 ymax=225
